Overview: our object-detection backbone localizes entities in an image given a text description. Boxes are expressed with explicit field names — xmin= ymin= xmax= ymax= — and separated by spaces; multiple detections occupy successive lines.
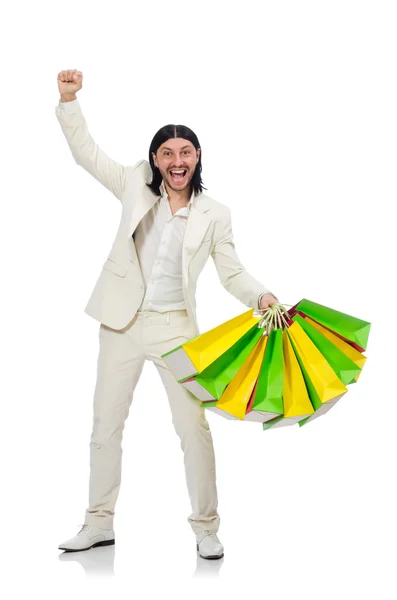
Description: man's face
xmin=152 ymin=138 xmax=200 ymax=192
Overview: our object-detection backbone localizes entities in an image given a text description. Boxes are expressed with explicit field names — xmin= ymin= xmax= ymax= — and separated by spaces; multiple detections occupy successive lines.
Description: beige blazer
xmin=55 ymin=100 xmax=271 ymax=332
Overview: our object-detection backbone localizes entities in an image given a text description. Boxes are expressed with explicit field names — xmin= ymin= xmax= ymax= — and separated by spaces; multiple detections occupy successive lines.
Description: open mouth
xmin=169 ymin=169 xmax=187 ymax=182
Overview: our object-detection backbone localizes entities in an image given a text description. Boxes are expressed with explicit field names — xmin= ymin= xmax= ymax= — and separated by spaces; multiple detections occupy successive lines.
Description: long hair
xmin=146 ymin=124 xmax=207 ymax=197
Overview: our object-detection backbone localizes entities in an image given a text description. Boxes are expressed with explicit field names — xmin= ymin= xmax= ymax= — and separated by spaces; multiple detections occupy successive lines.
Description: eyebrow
xmin=162 ymin=145 xmax=192 ymax=151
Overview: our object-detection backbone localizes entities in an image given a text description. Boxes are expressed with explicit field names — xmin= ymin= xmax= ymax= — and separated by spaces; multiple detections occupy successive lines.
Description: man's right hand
xmin=57 ymin=69 xmax=83 ymax=100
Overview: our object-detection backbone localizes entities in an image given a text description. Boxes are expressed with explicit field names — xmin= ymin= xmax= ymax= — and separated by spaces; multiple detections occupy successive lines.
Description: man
xmin=55 ymin=69 xmax=278 ymax=559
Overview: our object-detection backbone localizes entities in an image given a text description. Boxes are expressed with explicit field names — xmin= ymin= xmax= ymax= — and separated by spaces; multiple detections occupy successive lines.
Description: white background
xmin=1 ymin=0 xmax=396 ymax=597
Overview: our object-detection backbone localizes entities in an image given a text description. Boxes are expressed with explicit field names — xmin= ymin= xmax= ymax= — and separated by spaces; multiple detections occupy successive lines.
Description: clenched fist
xmin=57 ymin=69 xmax=83 ymax=99
xmin=259 ymin=292 xmax=279 ymax=311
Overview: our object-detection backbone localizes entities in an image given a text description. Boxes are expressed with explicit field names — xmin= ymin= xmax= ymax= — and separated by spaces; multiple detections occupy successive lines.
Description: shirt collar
xmin=159 ymin=179 xmax=195 ymax=214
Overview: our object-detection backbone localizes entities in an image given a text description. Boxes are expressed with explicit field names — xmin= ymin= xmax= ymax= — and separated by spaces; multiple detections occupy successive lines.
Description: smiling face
xmin=152 ymin=138 xmax=200 ymax=193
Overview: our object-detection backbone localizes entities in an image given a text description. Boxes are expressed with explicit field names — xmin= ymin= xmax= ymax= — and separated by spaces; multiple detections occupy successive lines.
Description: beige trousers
xmin=84 ymin=308 xmax=220 ymax=535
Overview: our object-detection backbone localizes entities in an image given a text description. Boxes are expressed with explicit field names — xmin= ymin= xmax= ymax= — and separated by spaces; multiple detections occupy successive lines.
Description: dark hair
xmin=146 ymin=124 xmax=207 ymax=197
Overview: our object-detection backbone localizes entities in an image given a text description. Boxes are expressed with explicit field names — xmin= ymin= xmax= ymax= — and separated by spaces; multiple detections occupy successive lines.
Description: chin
xmin=167 ymin=177 xmax=190 ymax=190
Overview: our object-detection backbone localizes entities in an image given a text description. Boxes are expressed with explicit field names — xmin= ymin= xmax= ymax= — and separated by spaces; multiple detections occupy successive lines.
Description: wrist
xmin=258 ymin=292 xmax=266 ymax=310
xmin=60 ymin=94 xmax=77 ymax=102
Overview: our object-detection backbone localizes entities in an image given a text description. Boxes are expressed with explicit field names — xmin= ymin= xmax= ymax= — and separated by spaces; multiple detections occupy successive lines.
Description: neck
xmin=164 ymin=181 xmax=192 ymax=205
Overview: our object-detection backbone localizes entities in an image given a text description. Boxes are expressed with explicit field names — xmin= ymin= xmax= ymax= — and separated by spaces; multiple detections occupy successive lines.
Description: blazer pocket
xmin=192 ymin=238 xmax=212 ymax=254
xmin=102 ymin=258 xmax=128 ymax=277
xmin=196 ymin=238 xmax=212 ymax=254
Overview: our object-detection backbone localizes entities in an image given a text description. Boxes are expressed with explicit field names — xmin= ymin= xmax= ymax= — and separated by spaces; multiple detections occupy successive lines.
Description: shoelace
xmin=197 ymin=530 xmax=219 ymax=545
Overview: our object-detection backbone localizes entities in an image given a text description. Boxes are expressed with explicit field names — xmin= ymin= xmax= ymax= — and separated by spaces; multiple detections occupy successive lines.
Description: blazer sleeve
xmin=210 ymin=207 xmax=276 ymax=309
xmin=55 ymin=98 xmax=129 ymax=202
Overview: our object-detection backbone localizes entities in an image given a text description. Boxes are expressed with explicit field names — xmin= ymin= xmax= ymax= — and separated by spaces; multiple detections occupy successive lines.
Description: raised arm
xmin=55 ymin=69 xmax=127 ymax=202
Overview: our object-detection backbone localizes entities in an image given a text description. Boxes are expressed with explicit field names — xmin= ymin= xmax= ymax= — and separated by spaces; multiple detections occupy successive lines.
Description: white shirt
xmin=134 ymin=179 xmax=196 ymax=312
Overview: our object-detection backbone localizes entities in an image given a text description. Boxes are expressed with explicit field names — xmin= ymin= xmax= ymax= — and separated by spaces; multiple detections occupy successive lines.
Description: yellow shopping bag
xmin=212 ymin=335 xmax=268 ymax=420
xmin=286 ymin=320 xmax=348 ymax=410
xmin=263 ymin=331 xmax=314 ymax=429
xmin=162 ymin=308 xmax=261 ymax=382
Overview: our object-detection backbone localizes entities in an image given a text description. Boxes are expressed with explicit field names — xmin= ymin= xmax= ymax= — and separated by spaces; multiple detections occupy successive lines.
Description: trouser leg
xmin=84 ymin=318 xmax=145 ymax=529
xmin=144 ymin=311 xmax=220 ymax=535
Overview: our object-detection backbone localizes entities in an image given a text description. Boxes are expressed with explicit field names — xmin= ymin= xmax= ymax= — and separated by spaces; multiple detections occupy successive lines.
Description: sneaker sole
xmin=59 ymin=539 xmax=115 ymax=552
xmin=196 ymin=543 xmax=224 ymax=559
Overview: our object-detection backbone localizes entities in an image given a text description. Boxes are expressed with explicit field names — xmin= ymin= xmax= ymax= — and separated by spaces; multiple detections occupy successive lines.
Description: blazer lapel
xmin=128 ymin=184 xmax=160 ymax=239
xmin=182 ymin=197 xmax=211 ymax=286
xmin=183 ymin=201 xmax=211 ymax=259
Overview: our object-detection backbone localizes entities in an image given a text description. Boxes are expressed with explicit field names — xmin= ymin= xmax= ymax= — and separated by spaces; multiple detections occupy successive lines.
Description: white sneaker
xmin=58 ymin=524 xmax=115 ymax=552
xmin=196 ymin=530 xmax=224 ymax=559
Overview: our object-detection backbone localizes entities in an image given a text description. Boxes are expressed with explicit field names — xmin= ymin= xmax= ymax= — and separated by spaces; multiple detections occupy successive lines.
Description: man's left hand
xmin=259 ymin=293 xmax=279 ymax=311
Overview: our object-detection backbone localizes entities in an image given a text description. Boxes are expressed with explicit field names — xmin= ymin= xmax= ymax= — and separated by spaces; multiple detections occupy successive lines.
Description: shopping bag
xmin=286 ymin=320 xmax=348 ymax=422
xmin=162 ymin=299 xmax=370 ymax=431
xmin=291 ymin=313 xmax=362 ymax=385
xmin=244 ymin=328 xmax=284 ymax=422
xmin=302 ymin=316 xmax=367 ymax=382
xmin=161 ymin=308 xmax=260 ymax=382
xmin=289 ymin=298 xmax=371 ymax=352
xmin=182 ymin=323 xmax=264 ymax=402
xmin=205 ymin=334 xmax=268 ymax=420
xmin=263 ymin=331 xmax=315 ymax=430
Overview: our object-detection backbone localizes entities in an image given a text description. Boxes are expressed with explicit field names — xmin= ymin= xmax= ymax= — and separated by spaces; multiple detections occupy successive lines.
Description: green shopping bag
xmin=245 ymin=328 xmax=284 ymax=422
xmin=292 ymin=299 xmax=371 ymax=352
xmin=292 ymin=314 xmax=362 ymax=385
